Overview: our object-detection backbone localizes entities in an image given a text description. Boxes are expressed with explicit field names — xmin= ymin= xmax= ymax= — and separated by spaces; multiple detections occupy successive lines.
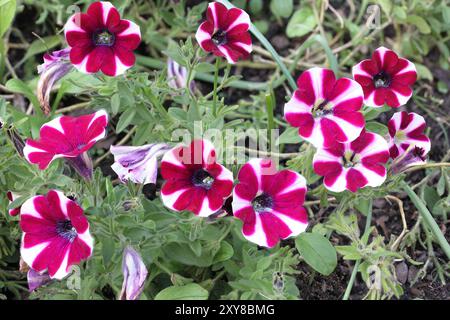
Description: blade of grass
xmin=401 ymin=181 xmax=450 ymax=260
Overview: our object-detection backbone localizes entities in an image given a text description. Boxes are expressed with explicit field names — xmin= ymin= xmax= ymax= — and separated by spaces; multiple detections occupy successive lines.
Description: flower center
xmin=252 ymin=193 xmax=273 ymax=213
xmin=211 ymin=29 xmax=227 ymax=46
xmin=192 ymin=169 xmax=215 ymax=190
xmin=312 ymin=99 xmax=333 ymax=118
xmin=343 ymin=151 xmax=359 ymax=168
xmin=56 ymin=220 xmax=77 ymax=242
xmin=93 ymin=30 xmax=115 ymax=46
xmin=394 ymin=130 xmax=406 ymax=143
xmin=373 ymin=71 xmax=391 ymax=88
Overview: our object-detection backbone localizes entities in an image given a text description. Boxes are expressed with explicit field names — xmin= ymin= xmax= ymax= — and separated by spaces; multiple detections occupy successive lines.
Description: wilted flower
xmin=6 ymin=125 xmax=25 ymax=157
xmin=313 ymin=131 xmax=390 ymax=192
xmin=387 ymin=111 xmax=430 ymax=159
xmin=119 ymin=246 xmax=148 ymax=300
xmin=111 ymin=143 xmax=171 ymax=185
xmin=195 ymin=2 xmax=252 ymax=64
xmin=352 ymin=47 xmax=417 ymax=108
xmin=20 ymin=190 xmax=94 ymax=280
xmin=160 ymin=139 xmax=233 ymax=217
xmin=27 ymin=269 xmax=52 ymax=292
xmin=37 ymin=48 xmax=73 ymax=115
xmin=23 ymin=110 xmax=108 ymax=179
xmin=284 ymin=67 xmax=365 ymax=148
xmin=232 ymin=158 xmax=308 ymax=248
xmin=64 ymin=1 xmax=141 ymax=77
xmin=7 ymin=191 xmax=21 ymax=217
xmin=167 ymin=58 xmax=195 ymax=92
xmin=390 ymin=145 xmax=427 ymax=174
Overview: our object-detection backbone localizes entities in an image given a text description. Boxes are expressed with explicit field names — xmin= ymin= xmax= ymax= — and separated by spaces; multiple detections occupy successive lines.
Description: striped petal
xmin=232 ymin=158 xmax=308 ymax=248
xmin=284 ymin=67 xmax=364 ymax=148
xmin=352 ymin=47 xmax=417 ymax=108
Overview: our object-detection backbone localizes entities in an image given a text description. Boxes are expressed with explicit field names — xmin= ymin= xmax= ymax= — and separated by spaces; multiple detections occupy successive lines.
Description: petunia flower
xmin=37 ymin=48 xmax=73 ymax=115
xmin=23 ymin=110 xmax=108 ymax=179
xmin=390 ymin=145 xmax=428 ymax=174
xmin=387 ymin=111 xmax=431 ymax=159
xmin=167 ymin=58 xmax=196 ymax=92
xmin=160 ymin=139 xmax=233 ymax=217
xmin=195 ymin=2 xmax=252 ymax=64
xmin=19 ymin=190 xmax=94 ymax=280
xmin=284 ymin=67 xmax=365 ymax=148
xmin=7 ymin=191 xmax=21 ymax=217
xmin=119 ymin=246 xmax=148 ymax=300
xmin=313 ymin=131 xmax=390 ymax=193
xmin=27 ymin=269 xmax=52 ymax=292
xmin=352 ymin=47 xmax=417 ymax=108
xmin=232 ymin=158 xmax=308 ymax=248
xmin=64 ymin=1 xmax=141 ymax=77
xmin=110 ymin=143 xmax=171 ymax=185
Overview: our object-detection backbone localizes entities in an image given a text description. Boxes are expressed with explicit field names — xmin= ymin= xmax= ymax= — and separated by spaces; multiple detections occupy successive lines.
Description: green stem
xmin=401 ymin=181 xmax=450 ymax=260
xmin=343 ymin=198 xmax=373 ymax=300
xmin=218 ymin=0 xmax=297 ymax=91
xmin=212 ymin=57 xmax=220 ymax=117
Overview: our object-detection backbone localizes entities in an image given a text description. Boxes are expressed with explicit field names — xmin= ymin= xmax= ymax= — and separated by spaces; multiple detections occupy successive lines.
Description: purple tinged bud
xmin=6 ymin=126 xmax=25 ymax=157
xmin=28 ymin=269 xmax=52 ymax=292
xmin=391 ymin=145 xmax=427 ymax=174
xmin=111 ymin=143 xmax=171 ymax=185
xmin=37 ymin=48 xmax=73 ymax=115
xmin=65 ymin=152 xmax=93 ymax=180
xmin=167 ymin=58 xmax=196 ymax=92
xmin=119 ymin=246 xmax=148 ymax=300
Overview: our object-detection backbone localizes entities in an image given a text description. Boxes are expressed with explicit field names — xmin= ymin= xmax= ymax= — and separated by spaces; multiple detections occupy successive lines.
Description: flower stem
xmin=343 ymin=198 xmax=373 ymax=300
xmin=218 ymin=0 xmax=297 ymax=91
xmin=401 ymin=181 xmax=450 ymax=260
xmin=212 ymin=57 xmax=220 ymax=117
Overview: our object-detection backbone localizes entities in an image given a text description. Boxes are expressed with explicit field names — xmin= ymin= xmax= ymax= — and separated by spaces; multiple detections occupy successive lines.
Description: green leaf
xmin=154 ymin=283 xmax=208 ymax=300
xmin=415 ymin=63 xmax=433 ymax=81
xmin=295 ymin=232 xmax=337 ymax=275
xmin=354 ymin=198 xmax=372 ymax=216
xmin=406 ymin=15 xmax=431 ymax=34
xmin=5 ymin=79 xmax=40 ymax=109
xmin=101 ymin=237 xmax=115 ymax=265
xmin=23 ymin=35 xmax=62 ymax=60
xmin=276 ymin=127 xmax=302 ymax=144
xmin=270 ymin=0 xmax=293 ymax=18
xmin=116 ymin=108 xmax=136 ymax=133
xmin=213 ymin=241 xmax=234 ymax=263
xmin=249 ymin=0 xmax=263 ymax=14
xmin=286 ymin=7 xmax=317 ymax=38
xmin=366 ymin=121 xmax=388 ymax=136
xmin=335 ymin=245 xmax=362 ymax=260
xmin=0 ymin=0 xmax=16 ymax=38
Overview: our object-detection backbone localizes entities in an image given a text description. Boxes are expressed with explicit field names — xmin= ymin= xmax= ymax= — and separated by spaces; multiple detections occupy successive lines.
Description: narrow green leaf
xmin=154 ymin=284 xmax=208 ymax=300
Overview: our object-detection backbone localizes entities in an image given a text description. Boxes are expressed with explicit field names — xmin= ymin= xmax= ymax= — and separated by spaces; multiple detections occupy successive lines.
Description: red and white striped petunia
xmin=387 ymin=111 xmax=431 ymax=159
xmin=313 ymin=131 xmax=390 ymax=193
xmin=64 ymin=1 xmax=141 ymax=77
xmin=160 ymin=139 xmax=233 ymax=217
xmin=195 ymin=2 xmax=252 ymax=64
xmin=232 ymin=158 xmax=308 ymax=248
xmin=284 ymin=67 xmax=365 ymax=148
xmin=352 ymin=47 xmax=417 ymax=108
xmin=23 ymin=110 xmax=108 ymax=177
xmin=20 ymin=190 xmax=94 ymax=280
xmin=7 ymin=191 xmax=21 ymax=217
